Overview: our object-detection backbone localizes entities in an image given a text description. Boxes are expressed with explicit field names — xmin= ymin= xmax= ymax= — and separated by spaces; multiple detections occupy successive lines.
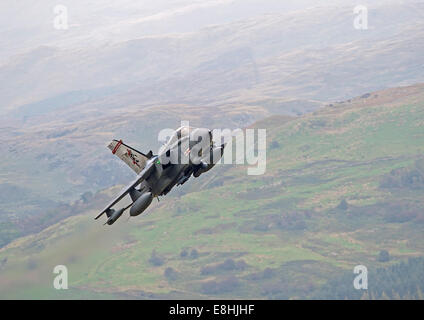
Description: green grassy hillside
xmin=0 ymin=84 xmax=423 ymax=299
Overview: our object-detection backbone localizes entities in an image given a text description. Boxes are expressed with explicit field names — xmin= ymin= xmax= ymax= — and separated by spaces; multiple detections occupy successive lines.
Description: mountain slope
xmin=0 ymin=84 xmax=423 ymax=299
xmin=2 ymin=1 xmax=424 ymax=241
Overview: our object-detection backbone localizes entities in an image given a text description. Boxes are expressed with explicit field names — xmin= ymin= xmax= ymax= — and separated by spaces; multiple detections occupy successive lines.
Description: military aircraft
xmin=95 ymin=126 xmax=225 ymax=225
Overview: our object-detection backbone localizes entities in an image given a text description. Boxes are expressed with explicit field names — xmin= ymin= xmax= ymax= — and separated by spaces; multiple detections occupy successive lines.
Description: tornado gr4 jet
xmin=95 ymin=126 xmax=225 ymax=225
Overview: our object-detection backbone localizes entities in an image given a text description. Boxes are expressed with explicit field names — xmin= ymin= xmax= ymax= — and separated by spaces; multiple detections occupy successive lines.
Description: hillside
xmin=2 ymin=1 xmax=424 ymax=246
xmin=0 ymin=84 xmax=423 ymax=299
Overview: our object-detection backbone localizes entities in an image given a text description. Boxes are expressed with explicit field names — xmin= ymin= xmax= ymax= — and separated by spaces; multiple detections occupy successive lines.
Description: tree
xmin=263 ymin=268 xmax=275 ymax=279
xmin=360 ymin=292 xmax=369 ymax=300
xmin=180 ymin=248 xmax=188 ymax=258
xmin=416 ymin=286 xmax=424 ymax=300
xmin=80 ymin=191 xmax=93 ymax=203
xmin=337 ymin=199 xmax=348 ymax=210
xmin=164 ymin=267 xmax=178 ymax=281
xmin=270 ymin=141 xmax=280 ymax=150
xmin=190 ymin=249 xmax=199 ymax=259
xmin=380 ymin=291 xmax=390 ymax=300
xmin=391 ymin=290 xmax=401 ymax=300
xmin=201 ymin=276 xmax=239 ymax=294
xmin=378 ymin=250 xmax=390 ymax=262
xmin=149 ymin=249 xmax=164 ymax=266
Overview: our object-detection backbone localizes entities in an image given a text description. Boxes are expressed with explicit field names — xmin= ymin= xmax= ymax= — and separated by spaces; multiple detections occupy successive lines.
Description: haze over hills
xmin=2 ymin=1 xmax=424 ymax=110
xmin=0 ymin=0 xmax=409 ymax=63
xmin=0 ymin=84 xmax=423 ymax=299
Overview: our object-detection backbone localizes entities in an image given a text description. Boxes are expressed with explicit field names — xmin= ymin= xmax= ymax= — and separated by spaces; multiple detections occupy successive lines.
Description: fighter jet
xmin=95 ymin=126 xmax=225 ymax=225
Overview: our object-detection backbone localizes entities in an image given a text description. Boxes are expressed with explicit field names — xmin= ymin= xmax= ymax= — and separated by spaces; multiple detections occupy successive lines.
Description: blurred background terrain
xmin=0 ymin=0 xmax=423 ymax=299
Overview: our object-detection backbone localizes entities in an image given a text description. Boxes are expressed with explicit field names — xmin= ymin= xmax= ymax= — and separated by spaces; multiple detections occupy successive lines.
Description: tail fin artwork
xmin=107 ymin=139 xmax=153 ymax=174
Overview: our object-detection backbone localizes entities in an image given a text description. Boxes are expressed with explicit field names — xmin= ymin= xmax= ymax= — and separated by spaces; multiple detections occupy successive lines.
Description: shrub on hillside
xmin=201 ymin=276 xmax=239 ymax=294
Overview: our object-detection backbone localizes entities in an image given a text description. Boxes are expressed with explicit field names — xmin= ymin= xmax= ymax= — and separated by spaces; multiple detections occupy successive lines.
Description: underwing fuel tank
xmin=105 ymin=208 xmax=125 ymax=225
xmin=130 ymin=192 xmax=153 ymax=217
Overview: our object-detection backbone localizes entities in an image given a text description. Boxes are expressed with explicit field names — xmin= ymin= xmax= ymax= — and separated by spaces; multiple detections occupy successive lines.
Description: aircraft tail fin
xmin=108 ymin=139 xmax=153 ymax=174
